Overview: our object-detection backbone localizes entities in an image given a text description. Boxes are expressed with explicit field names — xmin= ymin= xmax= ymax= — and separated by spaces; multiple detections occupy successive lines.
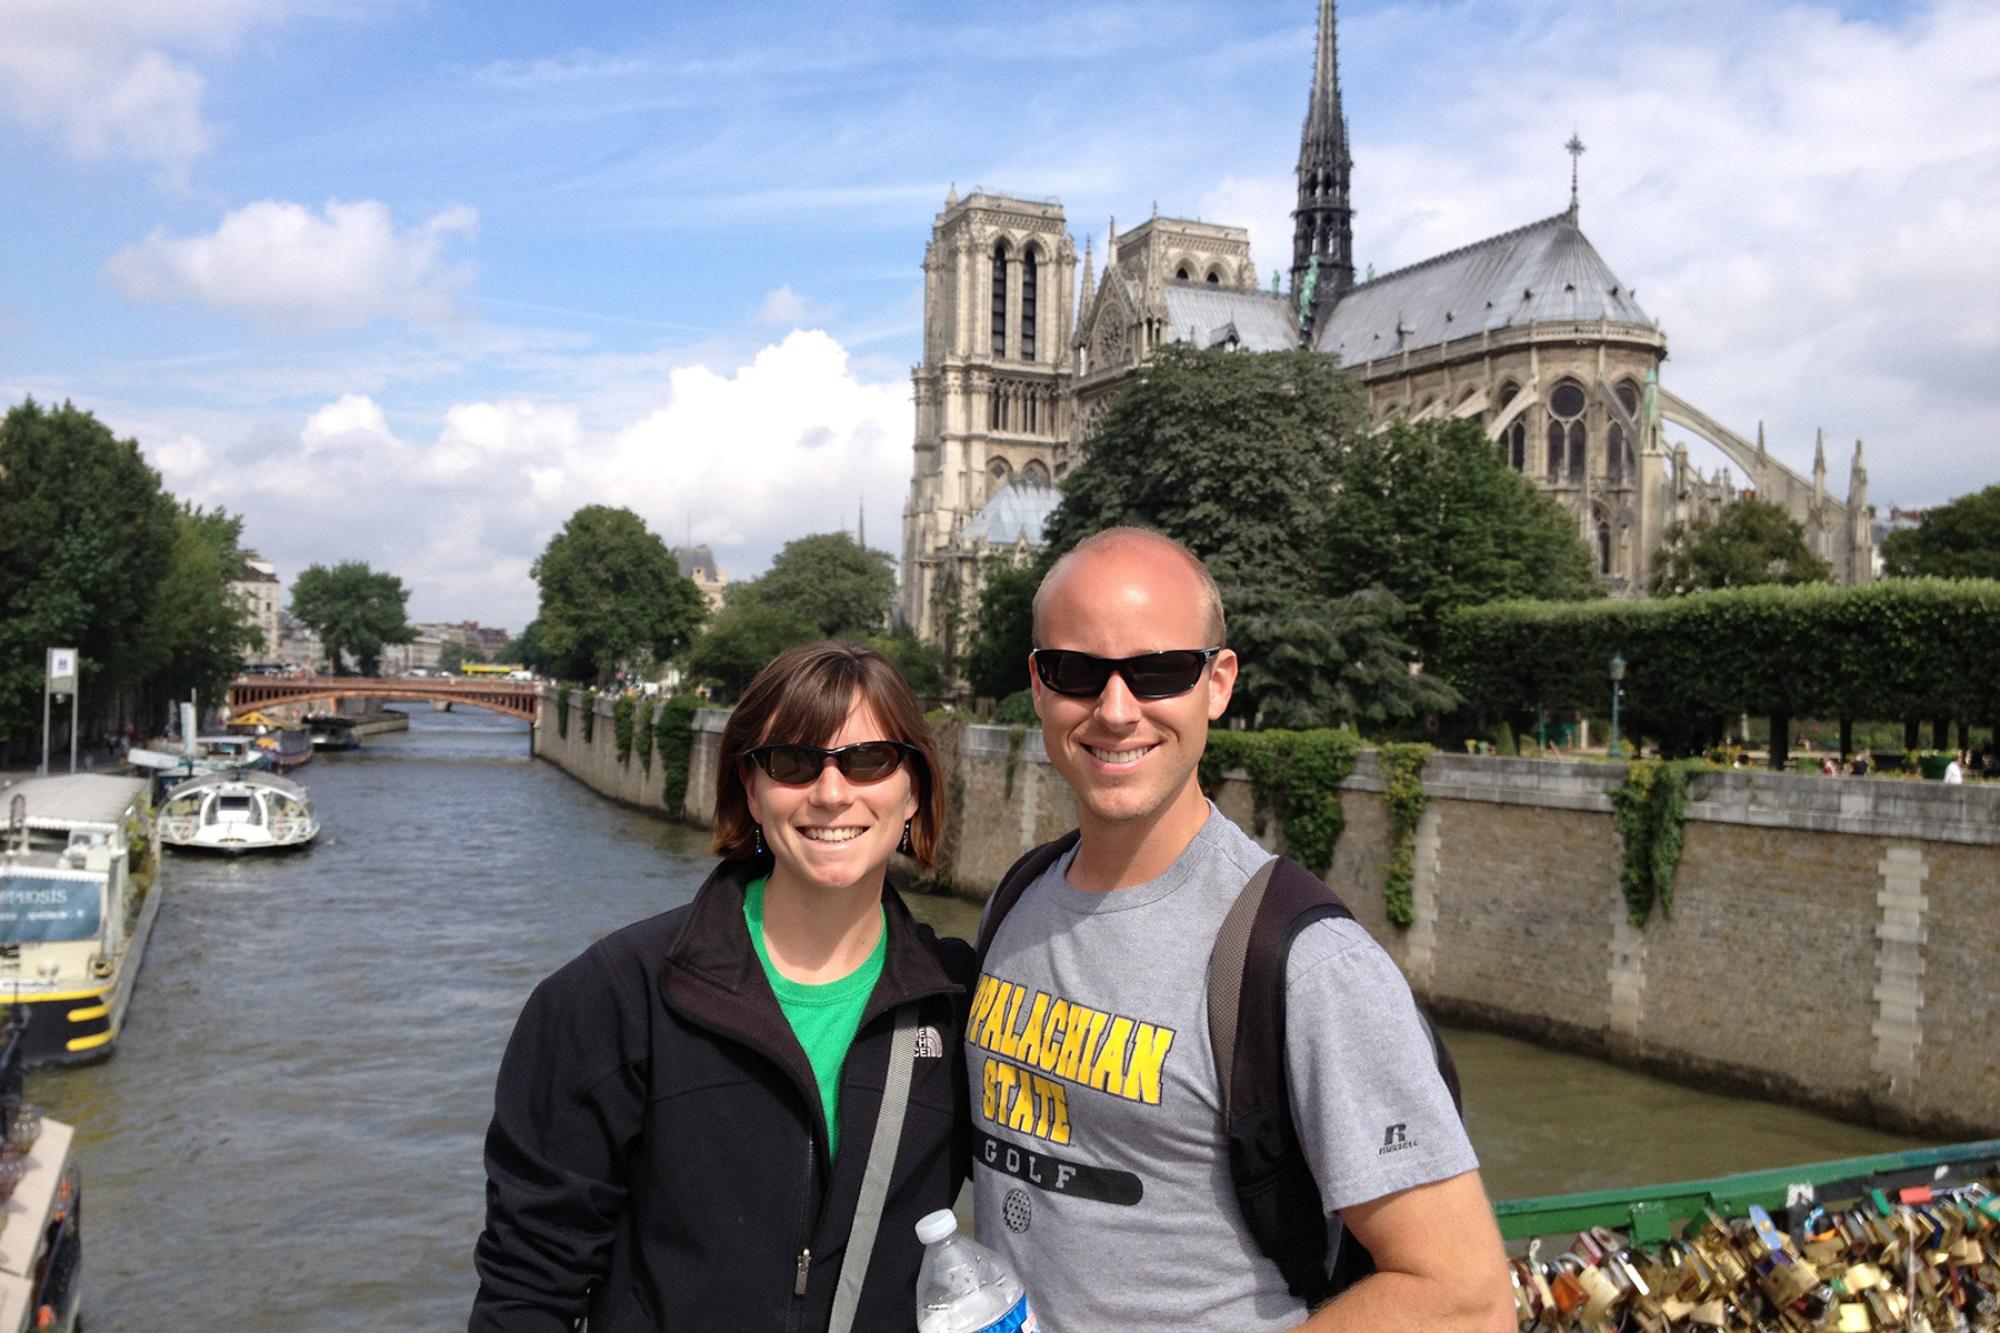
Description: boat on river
xmin=0 ymin=1016 xmax=81 ymax=1332
xmin=225 ymin=711 xmax=312 ymax=770
xmin=305 ymin=713 xmax=361 ymax=751
xmin=157 ymin=771 xmax=318 ymax=854
xmin=0 ymin=775 xmax=161 ymax=1066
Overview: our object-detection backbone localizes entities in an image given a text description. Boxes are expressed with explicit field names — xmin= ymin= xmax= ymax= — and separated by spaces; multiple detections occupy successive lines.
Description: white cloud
xmin=753 ymin=284 xmax=827 ymax=328
xmin=135 ymin=329 xmax=910 ymax=627
xmin=104 ymin=200 xmax=480 ymax=333
xmin=0 ymin=0 xmax=281 ymax=171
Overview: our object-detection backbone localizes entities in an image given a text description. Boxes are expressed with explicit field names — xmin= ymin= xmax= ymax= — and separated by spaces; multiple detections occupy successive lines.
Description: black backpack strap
xmin=973 ymin=830 xmax=1082 ymax=970
xmin=1209 ymin=854 xmax=1465 ymax=1309
xmin=1210 ymin=854 xmax=1353 ymax=1307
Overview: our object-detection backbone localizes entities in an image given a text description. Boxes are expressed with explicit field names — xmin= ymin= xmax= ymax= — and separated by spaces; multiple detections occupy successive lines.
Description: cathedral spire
xmin=1291 ymin=0 xmax=1355 ymax=320
xmin=1079 ymin=236 xmax=1095 ymax=307
xmin=1565 ymin=132 xmax=1586 ymax=220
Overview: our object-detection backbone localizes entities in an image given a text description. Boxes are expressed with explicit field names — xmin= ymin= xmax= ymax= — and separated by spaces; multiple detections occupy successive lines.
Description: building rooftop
xmin=1315 ymin=209 xmax=1653 ymax=363
xmin=1163 ymin=282 xmax=1300 ymax=352
xmin=967 ymin=476 xmax=1060 ymax=548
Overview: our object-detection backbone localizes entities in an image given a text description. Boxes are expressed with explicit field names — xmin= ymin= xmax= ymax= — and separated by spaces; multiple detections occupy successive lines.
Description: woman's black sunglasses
xmin=1030 ymin=647 xmax=1223 ymax=700
xmin=743 ymin=741 xmax=918 ymax=785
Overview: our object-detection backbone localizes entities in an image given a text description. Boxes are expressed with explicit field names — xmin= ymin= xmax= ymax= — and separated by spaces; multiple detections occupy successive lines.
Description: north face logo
xmin=1378 ymin=1123 xmax=1413 ymax=1155
xmin=914 ymin=1026 xmax=943 ymax=1058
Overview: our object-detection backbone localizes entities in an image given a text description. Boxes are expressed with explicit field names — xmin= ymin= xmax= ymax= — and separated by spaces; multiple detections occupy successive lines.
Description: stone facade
xmin=899 ymin=0 xmax=1876 ymax=627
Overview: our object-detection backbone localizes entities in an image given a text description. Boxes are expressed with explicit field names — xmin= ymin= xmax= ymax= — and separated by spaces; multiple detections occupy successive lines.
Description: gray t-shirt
xmin=967 ymin=806 xmax=1477 ymax=1331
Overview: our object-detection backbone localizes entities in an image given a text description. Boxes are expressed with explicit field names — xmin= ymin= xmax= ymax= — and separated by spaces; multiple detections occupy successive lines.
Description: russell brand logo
xmin=1378 ymin=1123 xmax=1413 ymax=1155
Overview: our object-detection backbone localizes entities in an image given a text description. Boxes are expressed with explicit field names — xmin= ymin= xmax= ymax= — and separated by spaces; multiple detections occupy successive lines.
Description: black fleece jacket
xmin=470 ymin=858 xmax=975 ymax=1332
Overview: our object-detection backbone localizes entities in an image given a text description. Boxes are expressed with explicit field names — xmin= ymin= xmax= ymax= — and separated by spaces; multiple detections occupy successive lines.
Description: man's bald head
xmin=1032 ymin=527 xmax=1227 ymax=647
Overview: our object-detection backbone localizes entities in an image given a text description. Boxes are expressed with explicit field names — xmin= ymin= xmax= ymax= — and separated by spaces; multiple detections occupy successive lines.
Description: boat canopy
xmin=0 ymin=775 xmax=149 ymax=834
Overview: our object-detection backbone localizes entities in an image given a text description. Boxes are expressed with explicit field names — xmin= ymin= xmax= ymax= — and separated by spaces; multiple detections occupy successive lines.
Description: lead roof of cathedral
xmin=1315 ymin=210 xmax=1652 ymax=363
xmin=1161 ymin=282 xmax=1298 ymax=352
xmin=967 ymin=476 xmax=1059 ymax=548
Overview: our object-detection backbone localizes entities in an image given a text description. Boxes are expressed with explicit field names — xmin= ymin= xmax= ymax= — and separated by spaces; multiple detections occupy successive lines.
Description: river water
xmin=31 ymin=709 xmax=1935 ymax=1329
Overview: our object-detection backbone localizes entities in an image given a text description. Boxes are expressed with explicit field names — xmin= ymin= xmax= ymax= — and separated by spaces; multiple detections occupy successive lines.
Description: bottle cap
xmin=915 ymin=1209 xmax=959 ymax=1246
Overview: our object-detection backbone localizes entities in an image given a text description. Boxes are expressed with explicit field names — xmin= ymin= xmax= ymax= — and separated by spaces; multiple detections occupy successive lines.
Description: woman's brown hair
xmin=712 ymin=641 xmax=946 ymax=869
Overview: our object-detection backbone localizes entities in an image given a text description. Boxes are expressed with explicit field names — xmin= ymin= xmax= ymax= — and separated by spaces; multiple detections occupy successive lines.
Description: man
xmin=967 ymin=527 xmax=1513 ymax=1332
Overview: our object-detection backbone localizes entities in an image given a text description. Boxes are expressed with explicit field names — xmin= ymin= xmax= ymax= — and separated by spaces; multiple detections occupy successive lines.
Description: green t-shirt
xmin=744 ymin=876 xmax=886 ymax=1157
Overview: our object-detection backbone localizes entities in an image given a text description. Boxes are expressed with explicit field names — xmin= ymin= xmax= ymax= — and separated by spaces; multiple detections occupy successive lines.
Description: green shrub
xmin=994 ymin=690 xmax=1037 ymax=725
xmin=657 ymin=695 xmax=702 ymax=818
xmin=612 ymin=694 xmax=636 ymax=764
xmin=1199 ymin=727 xmax=1362 ymax=874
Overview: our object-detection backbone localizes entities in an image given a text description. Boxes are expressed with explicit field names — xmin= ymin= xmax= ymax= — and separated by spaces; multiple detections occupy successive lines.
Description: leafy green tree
xmin=502 ymin=619 xmax=551 ymax=675
xmin=1648 ymin=497 xmax=1833 ymax=596
xmin=439 ymin=642 xmax=486 ymax=673
xmin=0 ymin=399 xmax=177 ymax=745
xmin=137 ymin=505 xmax=261 ymax=724
xmin=532 ymin=505 xmax=706 ymax=684
xmin=867 ymin=627 xmax=947 ymax=701
xmin=1044 ymin=345 xmax=1362 ymax=573
xmin=1882 ymin=485 xmax=2000 ymax=580
xmin=290 ymin=561 xmax=415 ymax=676
xmin=1229 ymin=585 xmax=1457 ymax=730
xmin=1042 ymin=346 xmax=1365 ymax=724
xmin=1317 ymin=419 xmax=1602 ymax=666
xmin=753 ymin=533 xmax=896 ymax=638
xmin=963 ymin=559 xmax=1041 ymax=701
xmin=681 ymin=597 xmax=817 ymax=703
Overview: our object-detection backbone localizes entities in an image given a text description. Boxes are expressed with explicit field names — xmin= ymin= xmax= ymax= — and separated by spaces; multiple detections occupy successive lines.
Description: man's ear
xmin=1206 ymin=649 xmax=1238 ymax=721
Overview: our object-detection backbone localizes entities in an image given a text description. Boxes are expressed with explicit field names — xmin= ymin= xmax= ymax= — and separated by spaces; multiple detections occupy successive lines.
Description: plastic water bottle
xmin=914 ymin=1209 xmax=1038 ymax=1333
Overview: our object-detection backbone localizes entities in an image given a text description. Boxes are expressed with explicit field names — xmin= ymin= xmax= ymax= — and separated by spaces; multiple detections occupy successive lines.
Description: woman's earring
xmin=754 ymin=824 xmax=764 ymax=856
xmin=898 ymin=820 xmax=912 ymax=855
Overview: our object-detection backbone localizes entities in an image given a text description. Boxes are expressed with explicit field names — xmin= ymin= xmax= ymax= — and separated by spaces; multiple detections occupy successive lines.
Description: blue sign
xmin=0 ymin=873 xmax=103 ymax=943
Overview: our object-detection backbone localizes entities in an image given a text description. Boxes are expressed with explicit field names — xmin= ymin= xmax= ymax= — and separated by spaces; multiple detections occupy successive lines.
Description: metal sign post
xmin=43 ymin=646 xmax=77 ymax=777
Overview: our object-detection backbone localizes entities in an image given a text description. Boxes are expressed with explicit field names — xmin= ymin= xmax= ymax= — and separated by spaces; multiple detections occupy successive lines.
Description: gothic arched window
xmin=1023 ymin=460 xmax=1050 ymax=485
xmin=1615 ymin=380 xmax=1641 ymax=419
xmin=1021 ymin=249 xmax=1039 ymax=362
xmin=1597 ymin=520 xmax=1613 ymax=574
xmin=1508 ymin=419 xmax=1527 ymax=472
xmin=1608 ymin=422 xmax=1626 ymax=484
xmin=1548 ymin=379 xmax=1588 ymax=483
xmin=1206 ymin=269 xmax=1221 ymax=285
xmin=1176 ymin=266 xmax=1190 ymax=281
xmin=991 ymin=241 xmax=1009 ymax=358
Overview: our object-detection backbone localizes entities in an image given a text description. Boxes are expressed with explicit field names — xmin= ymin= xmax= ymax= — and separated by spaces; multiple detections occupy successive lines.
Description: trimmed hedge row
xmin=1440 ymin=579 xmax=2000 ymax=757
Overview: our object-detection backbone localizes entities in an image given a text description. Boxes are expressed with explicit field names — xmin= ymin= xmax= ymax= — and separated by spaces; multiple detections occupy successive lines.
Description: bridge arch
xmin=228 ymin=677 xmax=540 ymax=723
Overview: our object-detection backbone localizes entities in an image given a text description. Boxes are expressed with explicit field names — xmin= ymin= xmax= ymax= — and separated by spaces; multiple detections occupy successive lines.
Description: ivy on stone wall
xmin=1608 ymin=758 xmax=1705 ymax=925
xmin=1003 ymin=726 xmax=1027 ymax=800
xmin=656 ymin=694 xmax=702 ymax=819
xmin=613 ymin=694 xmax=636 ymax=765
xmin=635 ymin=697 xmax=655 ymax=772
xmin=1199 ymin=728 xmax=1361 ymax=875
xmin=581 ymin=688 xmax=598 ymax=743
xmin=556 ymin=687 xmax=572 ymax=739
xmin=915 ymin=715 xmax=967 ymax=892
xmin=1378 ymin=742 xmax=1430 ymax=929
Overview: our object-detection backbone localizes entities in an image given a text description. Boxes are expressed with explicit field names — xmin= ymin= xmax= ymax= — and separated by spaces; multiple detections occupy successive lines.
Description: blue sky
xmin=3 ymin=0 xmax=1994 ymax=630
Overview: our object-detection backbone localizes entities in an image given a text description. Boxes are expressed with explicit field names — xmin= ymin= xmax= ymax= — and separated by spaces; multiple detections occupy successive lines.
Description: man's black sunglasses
xmin=1031 ymin=648 xmax=1223 ymax=700
xmin=743 ymin=741 xmax=918 ymax=785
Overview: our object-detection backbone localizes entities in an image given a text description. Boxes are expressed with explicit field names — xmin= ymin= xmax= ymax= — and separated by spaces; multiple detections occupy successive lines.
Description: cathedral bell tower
xmin=1291 ymin=0 xmax=1355 ymax=331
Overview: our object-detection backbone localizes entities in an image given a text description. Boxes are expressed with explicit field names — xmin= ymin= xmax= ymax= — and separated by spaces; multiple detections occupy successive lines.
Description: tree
xmin=290 ymin=562 xmax=415 ymax=676
xmin=1042 ymin=345 xmax=1365 ymax=724
xmin=1228 ymin=585 xmax=1456 ymax=730
xmin=963 ymin=559 xmax=1041 ymax=701
xmin=531 ymin=506 xmax=706 ymax=684
xmin=1648 ymin=497 xmax=1833 ymax=596
xmin=439 ymin=642 xmax=486 ymax=673
xmin=1882 ymin=485 xmax=2000 ymax=581
xmin=0 ymin=399 xmax=177 ymax=745
xmin=753 ymin=533 xmax=896 ymax=639
xmin=502 ymin=619 xmax=551 ymax=675
xmin=681 ymin=598 xmax=818 ymax=703
xmin=137 ymin=505 xmax=261 ymax=725
xmin=868 ymin=628 xmax=947 ymax=701
xmin=1317 ymin=419 xmax=1602 ymax=666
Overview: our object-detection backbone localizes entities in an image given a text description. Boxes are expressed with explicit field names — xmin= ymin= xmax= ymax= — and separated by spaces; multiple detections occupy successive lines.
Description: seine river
xmin=32 ymin=709 xmax=1934 ymax=1329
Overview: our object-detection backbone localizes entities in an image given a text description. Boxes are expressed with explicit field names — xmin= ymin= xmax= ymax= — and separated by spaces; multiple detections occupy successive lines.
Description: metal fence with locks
xmin=1496 ymin=1140 xmax=2000 ymax=1330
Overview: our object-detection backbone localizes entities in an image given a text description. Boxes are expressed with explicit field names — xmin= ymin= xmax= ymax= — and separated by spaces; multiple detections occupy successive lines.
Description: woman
xmin=472 ymin=642 xmax=972 ymax=1332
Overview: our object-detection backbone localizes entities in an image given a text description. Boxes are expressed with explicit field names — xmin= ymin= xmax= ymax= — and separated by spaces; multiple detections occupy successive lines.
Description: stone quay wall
xmin=535 ymin=695 xmax=2000 ymax=1137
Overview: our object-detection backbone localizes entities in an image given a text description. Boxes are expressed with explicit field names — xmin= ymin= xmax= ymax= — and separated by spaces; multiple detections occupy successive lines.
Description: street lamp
xmin=1609 ymin=654 xmax=1627 ymax=759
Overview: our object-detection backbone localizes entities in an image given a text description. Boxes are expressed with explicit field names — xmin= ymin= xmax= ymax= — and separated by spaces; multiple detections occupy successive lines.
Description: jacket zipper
xmin=786 ymin=1131 xmax=817 ymax=1332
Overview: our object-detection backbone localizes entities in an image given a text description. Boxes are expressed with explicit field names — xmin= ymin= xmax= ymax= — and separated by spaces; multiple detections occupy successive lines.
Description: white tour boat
xmin=0 ymin=774 xmax=162 ymax=1066
xmin=157 ymin=771 xmax=318 ymax=855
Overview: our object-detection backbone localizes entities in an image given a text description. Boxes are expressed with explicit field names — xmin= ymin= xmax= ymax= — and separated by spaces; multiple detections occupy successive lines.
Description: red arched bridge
xmin=227 ymin=675 xmax=541 ymax=722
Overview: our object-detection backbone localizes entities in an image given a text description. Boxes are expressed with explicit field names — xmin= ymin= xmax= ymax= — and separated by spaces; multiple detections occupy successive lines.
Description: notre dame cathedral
xmin=898 ymin=0 xmax=1875 ymax=656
